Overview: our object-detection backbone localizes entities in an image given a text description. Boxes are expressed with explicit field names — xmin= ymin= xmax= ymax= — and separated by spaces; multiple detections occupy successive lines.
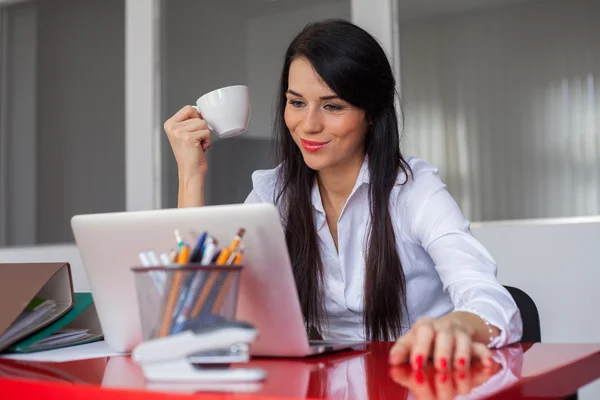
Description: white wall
xmin=470 ymin=217 xmax=600 ymax=399
xmin=0 ymin=244 xmax=88 ymax=291
xmin=399 ymin=0 xmax=600 ymax=223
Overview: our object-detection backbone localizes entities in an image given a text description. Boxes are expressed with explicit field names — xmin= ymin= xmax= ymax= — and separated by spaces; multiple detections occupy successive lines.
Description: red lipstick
xmin=300 ymin=139 xmax=329 ymax=152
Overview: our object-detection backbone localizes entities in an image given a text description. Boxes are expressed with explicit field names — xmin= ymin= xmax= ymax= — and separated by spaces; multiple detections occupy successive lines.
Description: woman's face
xmin=284 ymin=57 xmax=369 ymax=172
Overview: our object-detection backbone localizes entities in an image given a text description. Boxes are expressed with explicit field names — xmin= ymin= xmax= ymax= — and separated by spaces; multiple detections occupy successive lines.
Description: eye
xmin=324 ymin=103 xmax=344 ymax=112
xmin=288 ymin=99 xmax=306 ymax=108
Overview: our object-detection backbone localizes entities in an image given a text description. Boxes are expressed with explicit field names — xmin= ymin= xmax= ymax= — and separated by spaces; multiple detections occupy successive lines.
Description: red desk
xmin=1 ymin=342 xmax=599 ymax=399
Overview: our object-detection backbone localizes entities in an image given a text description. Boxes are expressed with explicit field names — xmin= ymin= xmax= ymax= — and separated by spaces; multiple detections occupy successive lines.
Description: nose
xmin=301 ymin=106 xmax=324 ymax=135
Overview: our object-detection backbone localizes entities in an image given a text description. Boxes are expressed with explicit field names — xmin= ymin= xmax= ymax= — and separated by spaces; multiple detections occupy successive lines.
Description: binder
xmin=0 ymin=262 xmax=75 ymax=352
xmin=7 ymin=292 xmax=103 ymax=353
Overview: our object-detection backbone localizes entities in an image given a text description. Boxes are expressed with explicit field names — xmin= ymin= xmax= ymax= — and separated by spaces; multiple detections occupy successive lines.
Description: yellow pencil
xmin=157 ymin=244 xmax=190 ymax=337
xmin=158 ymin=271 xmax=184 ymax=337
xmin=177 ymin=245 xmax=190 ymax=264
xmin=190 ymin=228 xmax=245 ymax=318
xmin=211 ymin=247 xmax=244 ymax=314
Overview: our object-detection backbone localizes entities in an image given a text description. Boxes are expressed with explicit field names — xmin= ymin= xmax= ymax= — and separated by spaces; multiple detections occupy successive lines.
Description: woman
xmin=164 ymin=19 xmax=522 ymax=371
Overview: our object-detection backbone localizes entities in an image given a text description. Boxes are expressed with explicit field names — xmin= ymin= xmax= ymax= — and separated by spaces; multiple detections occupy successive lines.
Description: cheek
xmin=330 ymin=115 xmax=368 ymax=143
xmin=284 ymin=107 xmax=298 ymax=133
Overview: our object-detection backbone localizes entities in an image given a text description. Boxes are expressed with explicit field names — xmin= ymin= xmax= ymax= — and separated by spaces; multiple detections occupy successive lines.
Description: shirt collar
xmin=310 ymin=156 xmax=409 ymax=213
xmin=311 ymin=157 xmax=370 ymax=216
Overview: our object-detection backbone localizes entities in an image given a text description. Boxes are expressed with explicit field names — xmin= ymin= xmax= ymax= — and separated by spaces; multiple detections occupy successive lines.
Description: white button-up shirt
xmin=245 ymin=157 xmax=523 ymax=347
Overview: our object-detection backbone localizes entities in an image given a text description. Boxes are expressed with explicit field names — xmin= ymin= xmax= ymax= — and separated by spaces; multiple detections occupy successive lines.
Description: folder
xmin=7 ymin=292 xmax=103 ymax=353
xmin=0 ymin=262 xmax=75 ymax=352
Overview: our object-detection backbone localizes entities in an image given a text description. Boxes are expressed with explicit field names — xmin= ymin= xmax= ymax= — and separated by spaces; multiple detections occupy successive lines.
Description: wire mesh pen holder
xmin=131 ymin=264 xmax=243 ymax=341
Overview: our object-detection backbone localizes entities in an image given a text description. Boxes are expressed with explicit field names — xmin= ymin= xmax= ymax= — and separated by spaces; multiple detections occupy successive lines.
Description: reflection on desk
xmin=1 ymin=342 xmax=600 ymax=400
xmin=390 ymin=346 xmax=523 ymax=400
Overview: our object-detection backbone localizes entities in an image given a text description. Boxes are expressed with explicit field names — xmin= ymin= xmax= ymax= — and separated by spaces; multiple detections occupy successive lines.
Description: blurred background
xmin=0 ymin=0 xmax=599 ymax=397
xmin=1 ymin=0 xmax=597 ymax=247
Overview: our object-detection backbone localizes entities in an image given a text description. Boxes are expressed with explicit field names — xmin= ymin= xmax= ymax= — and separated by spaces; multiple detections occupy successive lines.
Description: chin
xmin=300 ymin=152 xmax=331 ymax=171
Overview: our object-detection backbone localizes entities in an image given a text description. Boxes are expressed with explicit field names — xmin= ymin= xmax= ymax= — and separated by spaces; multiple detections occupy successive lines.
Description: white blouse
xmin=244 ymin=156 xmax=523 ymax=347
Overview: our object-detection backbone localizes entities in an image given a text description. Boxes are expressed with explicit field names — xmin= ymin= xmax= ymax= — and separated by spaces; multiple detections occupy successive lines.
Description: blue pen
xmin=171 ymin=237 xmax=218 ymax=334
xmin=189 ymin=231 xmax=207 ymax=263
xmin=211 ymin=250 xmax=221 ymax=264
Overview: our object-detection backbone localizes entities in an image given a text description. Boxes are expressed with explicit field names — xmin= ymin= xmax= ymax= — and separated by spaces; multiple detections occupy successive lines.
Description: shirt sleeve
xmin=244 ymin=189 xmax=263 ymax=204
xmin=407 ymin=162 xmax=523 ymax=347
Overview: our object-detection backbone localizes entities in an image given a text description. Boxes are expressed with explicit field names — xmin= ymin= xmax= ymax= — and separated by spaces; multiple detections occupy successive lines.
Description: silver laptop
xmin=71 ymin=203 xmax=364 ymax=357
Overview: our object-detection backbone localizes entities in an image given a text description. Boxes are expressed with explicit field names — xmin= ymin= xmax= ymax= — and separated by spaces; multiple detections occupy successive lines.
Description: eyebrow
xmin=286 ymin=89 xmax=340 ymax=101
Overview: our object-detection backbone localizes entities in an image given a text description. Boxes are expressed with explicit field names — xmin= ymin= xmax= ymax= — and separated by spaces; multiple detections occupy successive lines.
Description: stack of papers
xmin=24 ymin=329 xmax=95 ymax=352
xmin=0 ymin=298 xmax=58 ymax=350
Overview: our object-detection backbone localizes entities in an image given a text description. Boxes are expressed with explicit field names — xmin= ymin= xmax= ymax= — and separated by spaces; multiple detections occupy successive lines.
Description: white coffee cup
xmin=192 ymin=85 xmax=250 ymax=138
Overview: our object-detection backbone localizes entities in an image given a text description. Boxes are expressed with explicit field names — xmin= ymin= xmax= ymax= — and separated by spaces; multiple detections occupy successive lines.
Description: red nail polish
xmin=488 ymin=357 xmax=494 ymax=366
xmin=458 ymin=358 xmax=466 ymax=368
xmin=440 ymin=373 xmax=448 ymax=383
xmin=414 ymin=354 xmax=423 ymax=369
xmin=440 ymin=358 xmax=447 ymax=369
xmin=458 ymin=371 xmax=466 ymax=380
xmin=415 ymin=370 xmax=424 ymax=384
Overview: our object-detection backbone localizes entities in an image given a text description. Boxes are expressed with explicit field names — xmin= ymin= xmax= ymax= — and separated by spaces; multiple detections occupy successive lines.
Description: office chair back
xmin=503 ymin=285 xmax=541 ymax=343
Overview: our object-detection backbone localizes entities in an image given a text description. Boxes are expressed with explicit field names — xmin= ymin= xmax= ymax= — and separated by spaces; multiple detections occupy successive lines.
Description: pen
xmin=168 ymin=249 xmax=177 ymax=264
xmin=174 ymin=229 xmax=184 ymax=249
xmin=159 ymin=253 xmax=171 ymax=266
xmin=139 ymin=252 xmax=165 ymax=296
xmin=138 ymin=252 xmax=151 ymax=267
xmin=200 ymin=237 xmax=218 ymax=265
xmin=190 ymin=232 xmax=207 ymax=263
xmin=147 ymin=251 xmax=161 ymax=266
xmin=170 ymin=237 xmax=218 ymax=334
xmin=190 ymin=229 xmax=245 ymax=318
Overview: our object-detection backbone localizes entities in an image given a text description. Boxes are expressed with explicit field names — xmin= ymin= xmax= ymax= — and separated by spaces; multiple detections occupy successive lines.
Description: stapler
xmin=132 ymin=319 xmax=267 ymax=382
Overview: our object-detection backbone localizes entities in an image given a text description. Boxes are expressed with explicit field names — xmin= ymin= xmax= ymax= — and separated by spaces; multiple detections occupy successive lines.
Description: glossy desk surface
xmin=1 ymin=342 xmax=600 ymax=399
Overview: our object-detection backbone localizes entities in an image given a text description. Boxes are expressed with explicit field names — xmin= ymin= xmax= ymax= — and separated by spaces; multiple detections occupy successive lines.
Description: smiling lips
xmin=300 ymin=138 xmax=330 ymax=152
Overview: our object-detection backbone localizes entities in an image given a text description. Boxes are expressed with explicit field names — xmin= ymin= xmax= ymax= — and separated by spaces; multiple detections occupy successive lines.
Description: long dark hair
xmin=274 ymin=19 xmax=412 ymax=341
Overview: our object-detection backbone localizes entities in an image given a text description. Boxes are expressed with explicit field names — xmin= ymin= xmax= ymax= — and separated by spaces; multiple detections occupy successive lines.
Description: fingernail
xmin=487 ymin=357 xmax=494 ymax=366
xmin=458 ymin=371 xmax=466 ymax=380
xmin=440 ymin=358 xmax=447 ymax=370
xmin=415 ymin=370 xmax=424 ymax=384
xmin=439 ymin=373 xmax=448 ymax=383
xmin=414 ymin=354 xmax=423 ymax=369
xmin=458 ymin=358 xmax=466 ymax=368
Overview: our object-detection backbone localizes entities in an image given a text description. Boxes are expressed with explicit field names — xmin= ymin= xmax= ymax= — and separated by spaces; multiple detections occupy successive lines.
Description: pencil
xmin=158 ymin=270 xmax=184 ymax=337
xmin=190 ymin=228 xmax=245 ymax=318
xmin=211 ymin=246 xmax=244 ymax=314
xmin=157 ymin=244 xmax=190 ymax=337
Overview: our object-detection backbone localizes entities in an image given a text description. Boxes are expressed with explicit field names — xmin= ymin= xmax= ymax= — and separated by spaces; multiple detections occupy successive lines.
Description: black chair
xmin=503 ymin=285 xmax=577 ymax=400
xmin=503 ymin=285 xmax=541 ymax=343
